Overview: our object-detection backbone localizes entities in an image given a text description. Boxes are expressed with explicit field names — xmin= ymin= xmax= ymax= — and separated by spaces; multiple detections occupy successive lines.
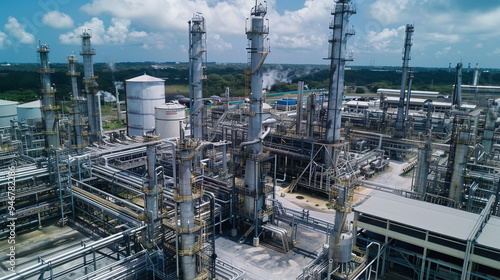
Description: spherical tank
xmin=17 ymin=100 xmax=42 ymax=122
xmin=126 ymin=74 xmax=165 ymax=137
xmin=0 ymin=100 xmax=19 ymax=127
xmin=155 ymin=101 xmax=186 ymax=139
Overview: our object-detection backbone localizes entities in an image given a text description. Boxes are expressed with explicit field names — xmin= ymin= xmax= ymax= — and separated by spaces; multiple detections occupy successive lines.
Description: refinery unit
xmin=1 ymin=1 xmax=500 ymax=280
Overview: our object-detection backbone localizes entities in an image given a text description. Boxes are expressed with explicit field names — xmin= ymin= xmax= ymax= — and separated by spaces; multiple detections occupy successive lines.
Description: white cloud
xmin=435 ymin=46 xmax=451 ymax=56
xmin=59 ymin=17 xmax=151 ymax=45
xmin=209 ymin=34 xmax=232 ymax=51
xmin=370 ymin=0 xmax=410 ymax=25
xmin=355 ymin=25 xmax=405 ymax=54
xmin=475 ymin=43 xmax=483 ymax=48
xmin=80 ymin=0 xmax=334 ymax=52
xmin=0 ymin=31 xmax=9 ymax=49
xmin=4 ymin=17 xmax=34 ymax=44
xmin=42 ymin=11 xmax=74 ymax=29
xmin=492 ymin=48 xmax=500 ymax=55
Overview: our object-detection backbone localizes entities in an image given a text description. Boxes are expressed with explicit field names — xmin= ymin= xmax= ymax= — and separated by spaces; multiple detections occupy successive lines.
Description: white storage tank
xmin=17 ymin=100 xmax=42 ymax=122
xmin=125 ymin=74 xmax=165 ymax=137
xmin=0 ymin=99 xmax=19 ymax=127
xmin=155 ymin=101 xmax=186 ymax=139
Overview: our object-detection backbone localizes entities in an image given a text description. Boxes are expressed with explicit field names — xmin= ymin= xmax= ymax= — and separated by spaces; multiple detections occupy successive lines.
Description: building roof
xmin=126 ymin=74 xmax=164 ymax=83
xmin=354 ymin=191 xmax=479 ymax=240
xmin=17 ymin=100 xmax=41 ymax=108
xmin=0 ymin=99 xmax=19 ymax=106
xmin=476 ymin=215 xmax=500 ymax=250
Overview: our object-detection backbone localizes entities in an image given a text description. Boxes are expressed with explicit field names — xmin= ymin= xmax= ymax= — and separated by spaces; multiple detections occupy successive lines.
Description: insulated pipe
xmin=240 ymin=127 xmax=271 ymax=148
xmin=2 ymin=225 xmax=146 ymax=280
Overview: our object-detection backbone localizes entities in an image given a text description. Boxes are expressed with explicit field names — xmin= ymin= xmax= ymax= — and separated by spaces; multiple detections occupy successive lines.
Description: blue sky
xmin=1 ymin=0 xmax=500 ymax=68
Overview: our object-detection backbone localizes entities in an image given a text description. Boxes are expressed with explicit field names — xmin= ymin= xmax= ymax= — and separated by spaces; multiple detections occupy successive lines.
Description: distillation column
xmin=324 ymin=1 xmax=357 ymax=278
xmin=452 ymin=63 xmax=463 ymax=108
xmin=242 ymin=2 xmax=270 ymax=222
xmin=395 ymin=24 xmax=414 ymax=138
xmin=178 ymin=145 xmax=197 ymax=280
xmin=189 ymin=13 xmax=207 ymax=167
xmin=67 ymin=54 xmax=85 ymax=154
xmin=325 ymin=0 xmax=356 ymax=149
xmin=81 ymin=31 xmax=102 ymax=145
xmin=449 ymin=126 xmax=471 ymax=204
xmin=414 ymin=101 xmax=433 ymax=196
xmin=473 ymin=64 xmax=480 ymax=86
xmin=145 ymin=144 xmax=160 ymax=243
xmin=37 ymin=44 xmax=60 ymax=152
xmin=483 ymin=107 xmax=496 ymax=154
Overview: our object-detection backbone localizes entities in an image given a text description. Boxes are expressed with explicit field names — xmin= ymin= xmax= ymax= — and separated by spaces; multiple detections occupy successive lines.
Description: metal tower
xmin=37 ymin=43 xmax=60 ymax=152
xmin=238 ymin=1 xmax=271 ymax=246
xmin=395 ymin=24 xmax=414 ymax=138
xmin=473 ymin=63 xmax=480 ymax=86
xmin=81 ymin=30 xmax=101 ymax=145
xmin=67 ymin=54 xmax=85 ymax=154
xmin=189 ymin=13 xmax=207 ymax=141
xmin=452 ymin=62 xmax=463 ymax=108
xmin=325 ymin=0 xmax=356 ymax=148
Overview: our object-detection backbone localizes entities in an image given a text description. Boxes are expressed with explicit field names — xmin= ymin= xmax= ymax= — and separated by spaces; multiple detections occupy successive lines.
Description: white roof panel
xmin=126 ymin=74 xmax=164 ymax=83
xmin=354 ymin=191 xmax=478 ymax=240
xmin=476 ymin=216 xmax=500 ymax=250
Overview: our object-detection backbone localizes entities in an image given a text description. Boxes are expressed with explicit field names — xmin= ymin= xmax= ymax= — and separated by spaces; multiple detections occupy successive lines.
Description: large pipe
xmin=2 ymin=226 xmax=146 ymax=280
xmin=395 ymin=24 xmax=414 ymax=138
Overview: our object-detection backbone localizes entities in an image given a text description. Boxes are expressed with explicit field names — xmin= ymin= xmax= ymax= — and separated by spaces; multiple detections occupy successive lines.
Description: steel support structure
xmin=81 ymin=31 xmax=101 ymax=145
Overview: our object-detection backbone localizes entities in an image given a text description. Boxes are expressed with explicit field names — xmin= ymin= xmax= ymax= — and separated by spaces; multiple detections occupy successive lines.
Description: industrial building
xmin=1 ymin=1 xmax=500 ymax=280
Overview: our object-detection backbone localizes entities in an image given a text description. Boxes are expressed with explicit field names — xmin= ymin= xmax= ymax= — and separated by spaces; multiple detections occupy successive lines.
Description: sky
xmin=1 ymin=0 xmax=500 ymax=68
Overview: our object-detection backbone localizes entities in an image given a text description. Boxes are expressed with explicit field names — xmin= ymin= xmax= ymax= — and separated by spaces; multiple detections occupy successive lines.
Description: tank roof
xmin=0 ymin=99 xmax=19 ymax=106
xmin=17 ymin=100 xmax=41 ymax=108
xmin=126 ymin=74 xmax=165 ymax=83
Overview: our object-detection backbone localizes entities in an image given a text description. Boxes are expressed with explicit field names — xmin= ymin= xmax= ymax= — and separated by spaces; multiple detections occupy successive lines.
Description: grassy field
xmin=165 ymin=84 xmax=189 ymax=100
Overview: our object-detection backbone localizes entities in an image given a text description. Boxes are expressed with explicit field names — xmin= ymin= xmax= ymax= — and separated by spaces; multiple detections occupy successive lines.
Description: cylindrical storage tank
xmin=17 ymin=100 xmax=42 ymax=122
xmin=125 ymin=74 xmax=165 ymax=137
xmin=155 ymin=101 xmax=186 ymax=139
xmin=0 ymin=100 xmax=19 ymax=127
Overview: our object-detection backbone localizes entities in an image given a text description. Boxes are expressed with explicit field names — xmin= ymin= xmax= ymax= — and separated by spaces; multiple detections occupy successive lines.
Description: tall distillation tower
xmin=37 ymin=44 xmax=61 ymax=152
xmin=394 ymin=24 xmax=414 ymax=138
xmin=67 ymin=54 xmax=85 ymax=154
xmin=189 ymin=13 xmax=207 ymax=166
xmin=81 ymin=30 xmax=102 ymax=144
xmin=236 ymin=1 xmax=271 ymax=246
xmin=325 ymin=0 xmax=355 ymax=148
xmin=323 ymin=1 xmax=359 ymax=278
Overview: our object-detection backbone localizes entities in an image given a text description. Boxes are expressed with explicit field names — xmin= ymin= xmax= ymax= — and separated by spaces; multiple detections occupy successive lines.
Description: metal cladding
xmin=243 ymin=2 xmax=270 ymax=213
xmin=325 ymin=0 xmax=356 ymax=145
xmin=125 ymin=74 xmax=166 ymax=137
xmin=67 ymin=54 xmax=85 ymax=154
xmin=395 ymin=24 xmax=414 ymax=138
xmin=189 ymin=12 xmax=207 ymax=141
xmin=37 ymin=43 xmax=61 ymax=152
xmin=80 ymin=31 xmax=101 ymax=144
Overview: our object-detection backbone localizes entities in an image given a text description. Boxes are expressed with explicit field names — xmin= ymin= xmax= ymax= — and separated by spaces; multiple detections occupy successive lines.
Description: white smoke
xmin=262 ymin=65 xmax=319 ymax=90
xmin=108 ymin=61 xmax=116 ymax=72
xmin=99 ymin=90 xmax=117 ymax=102
xmin=114 ymin=81 xmax=124 ymax=90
